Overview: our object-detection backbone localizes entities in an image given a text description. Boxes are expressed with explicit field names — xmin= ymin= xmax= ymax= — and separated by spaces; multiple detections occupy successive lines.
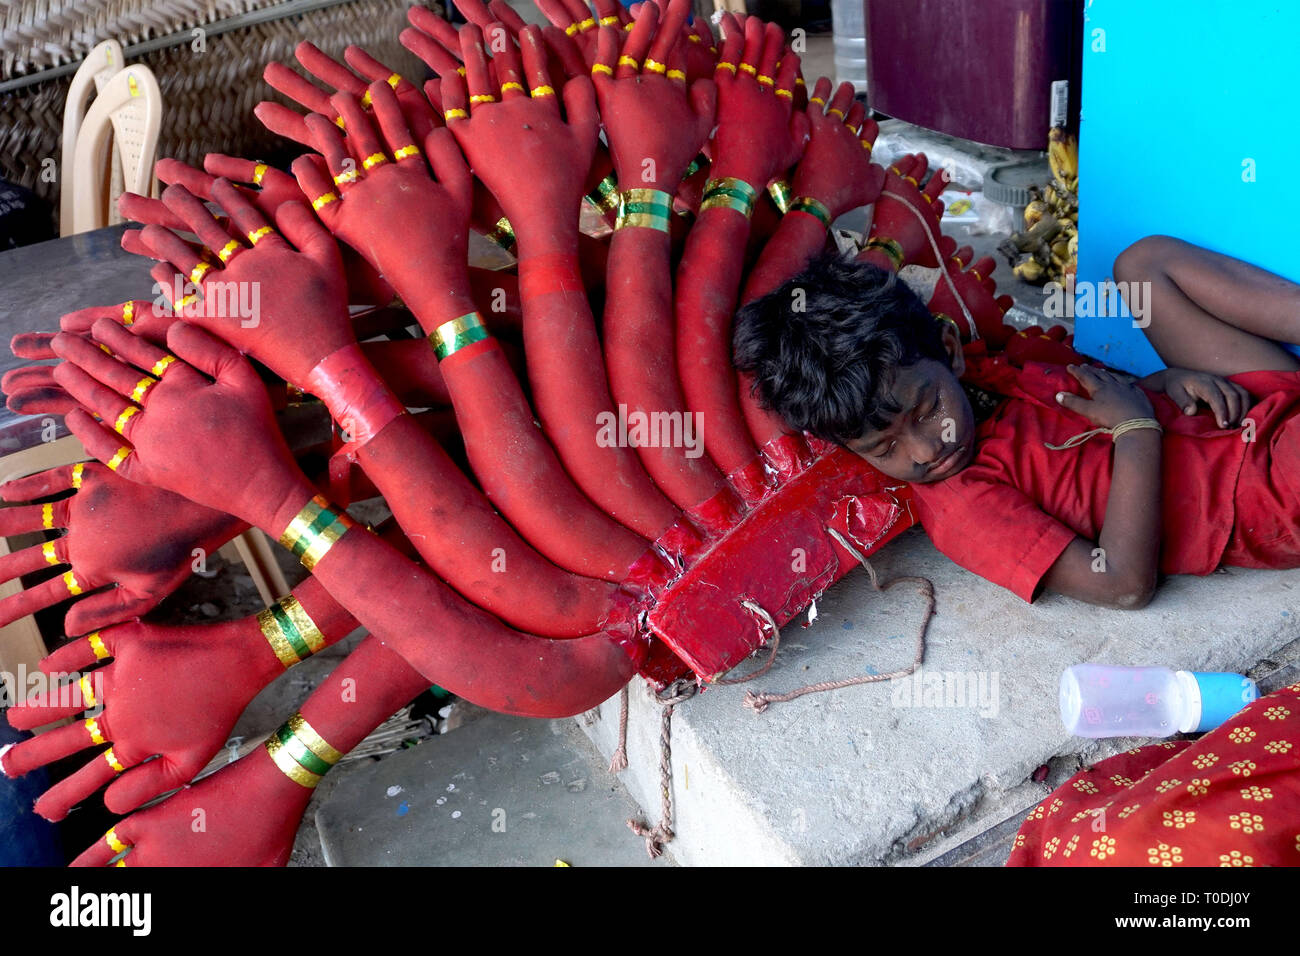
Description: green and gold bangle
xmin=258 ymin=595 xmax=327 ymax=669
xmin=482 ymin=216 xmax=517 ymax=254
xmin=864 ymin=235 xmax=905 ymax=271
xmin=615 ymin=188 xmax=673 ymax=233
xmin=278 ymin=495 xmax=355 ymax=571
xmin=683 ymin=153 xmax=709 ymax=181
xmin=789 ymin=195 xmax=833 ymax=229
xmin=585 ymin=172 xmax=621 ymax=216
xmin=767 ymin=179 xmax=793 ymax=215
xmin=265 ymin=712 xmax=343 ymax=788
xmin=700 ymin=177 xmax=758 ymax=218
xmin=429 ymin=311 xmax=490 ymax=361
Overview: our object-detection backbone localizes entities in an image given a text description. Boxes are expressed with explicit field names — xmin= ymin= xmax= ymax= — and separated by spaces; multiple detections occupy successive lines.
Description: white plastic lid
xmin=1175 ymin=670 xmax=1202 ymax=734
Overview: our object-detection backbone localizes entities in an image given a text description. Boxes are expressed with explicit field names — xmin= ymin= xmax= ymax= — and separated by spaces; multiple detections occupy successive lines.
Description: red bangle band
xmin=304 ymin=343 xmax=407 ymax=448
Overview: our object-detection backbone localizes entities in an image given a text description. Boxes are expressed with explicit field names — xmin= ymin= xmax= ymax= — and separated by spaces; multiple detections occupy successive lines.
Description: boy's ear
xmin=941 ymin=323 xmax=966 ymax=377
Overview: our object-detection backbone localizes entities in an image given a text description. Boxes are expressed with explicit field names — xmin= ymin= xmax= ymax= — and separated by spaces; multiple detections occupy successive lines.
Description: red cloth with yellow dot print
xmin=1008 ymin=681 xmax=1300 ymax=866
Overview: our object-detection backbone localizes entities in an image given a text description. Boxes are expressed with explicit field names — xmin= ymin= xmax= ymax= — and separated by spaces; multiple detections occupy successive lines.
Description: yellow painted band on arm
xmin=79 ymin=675 xmax=96 ymax=708
xmin=247 ymin=226 xmax=273 ymax=245
xmin=41 ymin=503 xmax=53 ymax=529
xmin=106 ymin=447 xmax=131 ymax=472
xmin=444 ymin=107 xmax=468 ymax=120
xmin=530 ymin=85 xmax=555 ymax=97
xmin=121 ymin=301 xmax=134 ymax=325
xmin=42 ymin=542 xmax=58 ymax=566
xmin=103 ymin=748 xmax=125 ymax=773
xmin=64 ymin=571 xmax=82 ymax=596
xmin=217 ymin=239 xmax=242 ymax=262
xmin=88 ymin=632 xmax=109 ymax=660
xmin=644 ymin=59 xmax=666 ymax=73
xmin=71 ymin=462 xmax=84 ymax=489
xmin=85 ymin=718 xmax=105 ymax=745
xmin=113 ymin=406 xmax=137 ymax=434
xmin=312 ymin=193 xmax=338 ymax=211
xmin=362 ymin=153 xmax=388 ymax=169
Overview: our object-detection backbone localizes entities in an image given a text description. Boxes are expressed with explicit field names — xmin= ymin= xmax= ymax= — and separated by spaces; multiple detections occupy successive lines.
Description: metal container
xmin=831 ymin=0 xmax=868 ymax=94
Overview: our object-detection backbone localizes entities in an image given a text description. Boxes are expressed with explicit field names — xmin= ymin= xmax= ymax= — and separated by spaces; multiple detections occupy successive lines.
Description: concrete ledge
xmin=579 ymin=525 xmax=1300 ymax=865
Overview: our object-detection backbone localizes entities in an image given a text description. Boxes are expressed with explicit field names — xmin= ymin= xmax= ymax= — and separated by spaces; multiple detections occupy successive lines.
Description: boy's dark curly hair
xmin=732 ymin=252 xmax=951 ymax=445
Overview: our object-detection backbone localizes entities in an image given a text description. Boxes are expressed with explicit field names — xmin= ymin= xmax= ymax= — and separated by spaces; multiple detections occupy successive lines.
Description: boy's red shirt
xmin=908 ymin=341 xmax=1300 ymax=602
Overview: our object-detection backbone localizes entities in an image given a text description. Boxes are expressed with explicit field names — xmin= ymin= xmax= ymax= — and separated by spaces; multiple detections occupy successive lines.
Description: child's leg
xmin=1114 ymin=235 xmax=1300 ymax=375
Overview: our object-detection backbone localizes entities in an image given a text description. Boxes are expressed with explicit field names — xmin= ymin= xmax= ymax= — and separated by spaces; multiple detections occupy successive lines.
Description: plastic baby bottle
xmin=1059 ymin=664 xmax=1258 ymax=738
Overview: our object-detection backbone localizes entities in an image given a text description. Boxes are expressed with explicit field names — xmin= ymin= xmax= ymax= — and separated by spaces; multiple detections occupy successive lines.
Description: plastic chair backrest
xmin=59 ymin=39 xmax=125 ymax=236
xmin=70 ymin=65 xmax=163 ymax=235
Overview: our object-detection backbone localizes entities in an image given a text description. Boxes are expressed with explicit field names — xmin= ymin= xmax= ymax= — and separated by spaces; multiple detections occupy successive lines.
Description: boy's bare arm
xmin=1040 ymin=366 xmax=1163 ymax=609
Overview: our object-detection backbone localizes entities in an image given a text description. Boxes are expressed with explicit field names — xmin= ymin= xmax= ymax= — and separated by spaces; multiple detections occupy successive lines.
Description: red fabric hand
xmin=789 ymin=76 xmax=884 ymax=220
xmin=53 ymin=320 xmax=311 ymax=532
xmin=866 ymin=152 xmax=947 ymax=268
xmin=291 ymin=82 xmax=475 ymax=325
xmin=0 ymin=461 xmax=243 ymax=635
xmin=130 ymin=179 xmax=354 ymax=388
xmin=709 ymin=16 xmax=805 ymax=188
xmin=1004 ymin=324 xmax=1082 ymax=367
xmin=591 ymin=2 xmax=716 ymax=194
xmin=1 ymin=576 xmax=356 ymax=820
xmin=926 ymin=253 xmax=1016 ymax=347
xmin=441 ymin=24 xmax=598 ymax=248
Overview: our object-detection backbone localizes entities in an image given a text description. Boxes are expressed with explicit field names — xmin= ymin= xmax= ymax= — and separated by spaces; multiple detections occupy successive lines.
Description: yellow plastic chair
xmin=60 ymin=39 xmax=126 ymax=236
xmin=69 ymin=64 xmax=162 ymax=235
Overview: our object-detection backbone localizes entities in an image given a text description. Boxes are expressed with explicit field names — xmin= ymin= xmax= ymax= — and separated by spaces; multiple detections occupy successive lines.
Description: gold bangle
xmin=252 ymin=163 xmax=268 ymax=185
xmin=258 ymin=594 xmax=327 ymax=668
xmin=41 ymin=542 xmax=58 ymax=566
xmin=247 ymin=226 xmax=273 ymax=245
xmin=105 ymin=446 xmax=132 ymax=472
xmin=864 ymin=235 xmax=905 ymax=270
xmin=333 ymin=168 xmax=360 ymax=186
xmin=121 ymin=301 xmax=134 ymax=325
xmin=767 ymin=179 xmax=792 ymax=215
xmin=933 ymin=312 xmax=961 ymax=333
xmin=790 ymin=195 xmax=832 ymax=229
xmin=361 ymin=153 xmax=388 ymax=170
xmin=586 ymin=172 xmax=621 ymax=214
xmin=88 ymin=631 xmax=109 ymax=660
xmin=265 ymin=712 xmax=343 ymax=788
xmin=444 ymin=107 xmax=468 ymax=120
xmin=278 ymin=495 xmax=355 ymax=571
xmin=615 ymin=188 xmax=673 ymax=233
xmin=482 ymin=216 xmax=516 ymax=254
xmin=71 ymin=462 xmax=84 ymax=489
xmin=393 ymin=144 xmax=421 ymax=161
xmin=312 ymin=192 xmax=339 ymax=211
xmin=84 ymin=718 xmax=105 ymax=745
xmin=644 ymin=58 xmax=666 ymax=73
xmin=500 ymin=81 xmax=524 ymax=93
xmin=530 ymin=85 xmax=555 ymax=97
xmin=430 ymin=312 xmax=490 ymax=361
xmin=469 ymin=94 xmax=496 ymax=105
xmin=700 ymin=177 xmax=758 ymax=218
xmin=216 ymin=239 xmax=242 ymax=263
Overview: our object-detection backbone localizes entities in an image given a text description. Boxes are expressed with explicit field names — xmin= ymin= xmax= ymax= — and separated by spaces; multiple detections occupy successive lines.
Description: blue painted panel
xmin=1076 ymin=0 xmax=1297 ymax=375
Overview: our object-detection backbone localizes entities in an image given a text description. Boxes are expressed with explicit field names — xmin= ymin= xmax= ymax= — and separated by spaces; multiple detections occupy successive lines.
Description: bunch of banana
xmin=1001 ymin=127 xmax=1079 ymax=285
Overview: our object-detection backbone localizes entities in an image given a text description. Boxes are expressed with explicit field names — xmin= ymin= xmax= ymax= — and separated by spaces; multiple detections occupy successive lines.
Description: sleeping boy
xmin=733 ymin=237 xmax=1300 ymax=609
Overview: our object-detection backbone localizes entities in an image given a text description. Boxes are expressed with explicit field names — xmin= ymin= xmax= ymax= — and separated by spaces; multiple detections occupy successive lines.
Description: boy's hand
xmin=1055 ymin=364 xmax=1154 ymax=430
xmin=1159 ymin=367 xmax=1251 ymax=428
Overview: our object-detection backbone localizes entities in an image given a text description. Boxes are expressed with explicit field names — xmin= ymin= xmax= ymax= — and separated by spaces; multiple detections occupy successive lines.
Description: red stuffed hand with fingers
xmin=863 ymin=152 xmax=947 ymax=269
xmin=291 ymin=82 xmax=476 ymax=325
xmin=0 ymin=460 xmax=244 ymax=636
xmin=789 ymin=77 xmax=884 ymax=224
xmin=926 ymin=250 xmax=1017 ymax=348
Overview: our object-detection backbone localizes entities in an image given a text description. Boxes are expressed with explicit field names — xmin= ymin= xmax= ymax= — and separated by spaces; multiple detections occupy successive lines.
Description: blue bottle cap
xmin=1188 ymin=672 xmax=1257 ymax=733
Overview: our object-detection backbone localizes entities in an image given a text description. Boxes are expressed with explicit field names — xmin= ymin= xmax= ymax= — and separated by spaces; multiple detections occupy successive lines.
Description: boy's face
xmin=843 ymin=324 xmax=976 ymax=484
